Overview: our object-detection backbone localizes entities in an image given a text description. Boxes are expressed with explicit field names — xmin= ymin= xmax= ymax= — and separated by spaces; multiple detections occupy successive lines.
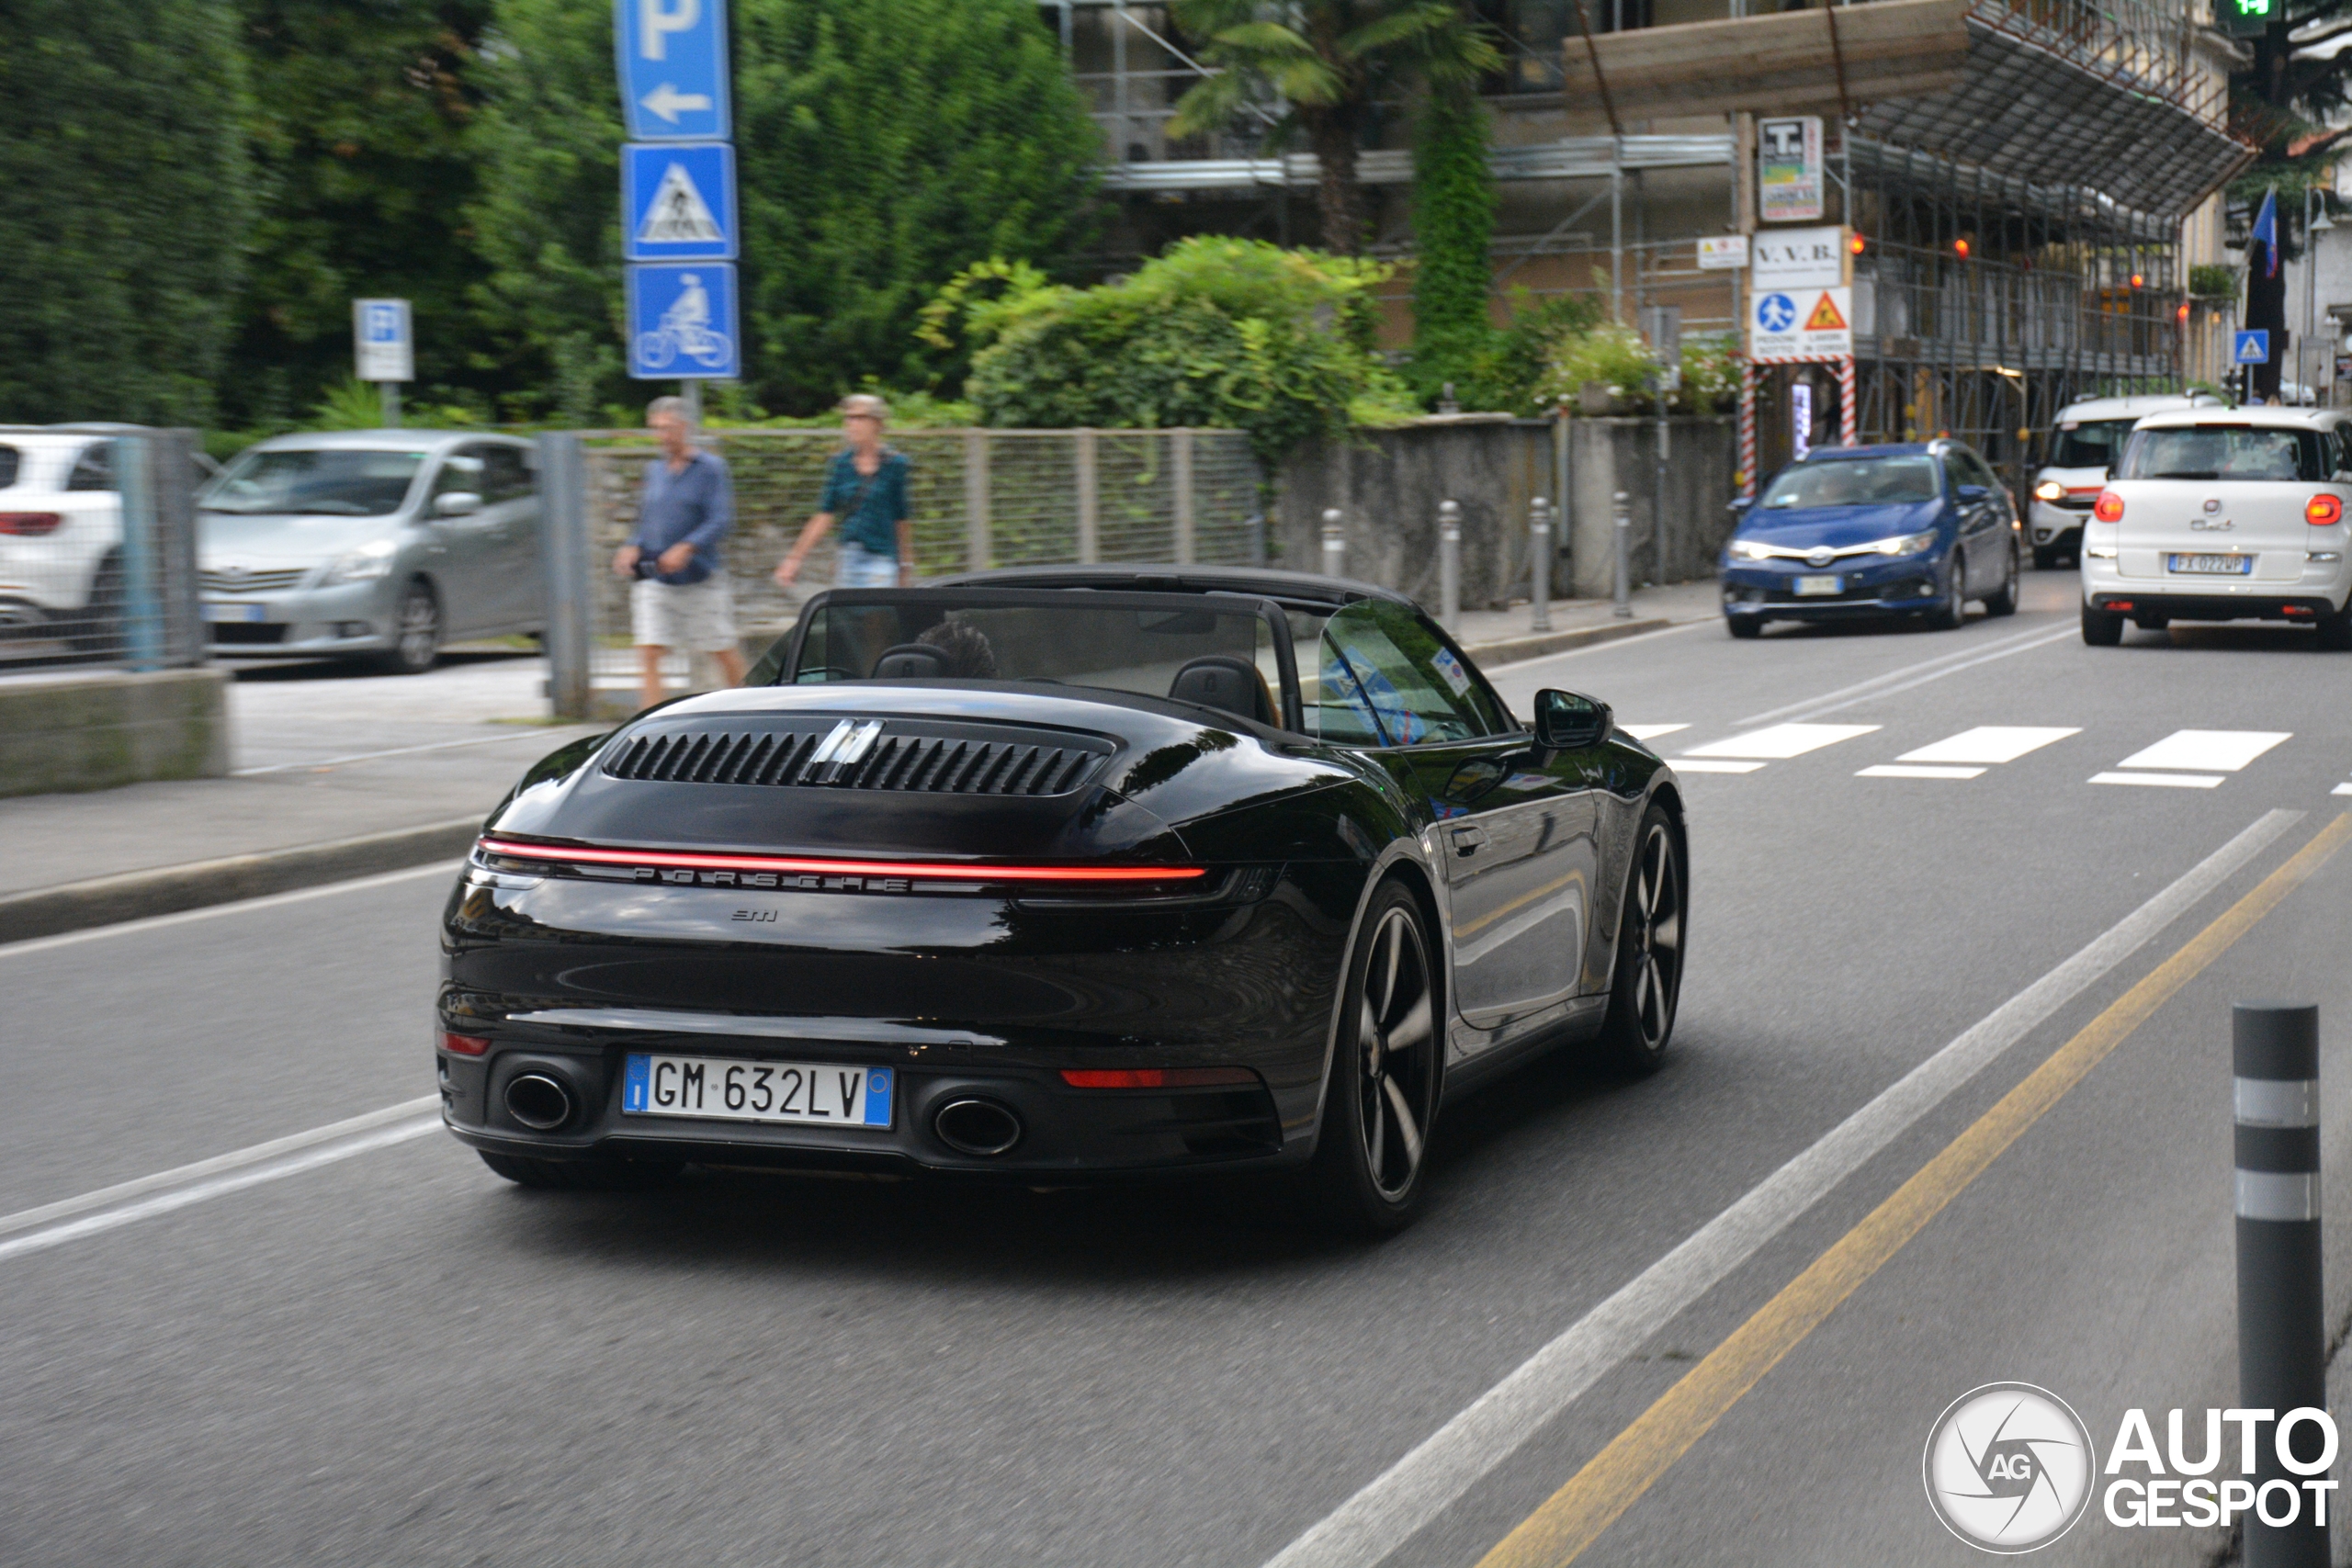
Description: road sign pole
xmin=380 ymin=383 xmax=401 ymax=430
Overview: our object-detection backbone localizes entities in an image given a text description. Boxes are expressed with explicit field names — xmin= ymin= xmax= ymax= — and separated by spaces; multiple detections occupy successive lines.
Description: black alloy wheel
xmin=479 ymin=1151 xmax=681 ymax=1190
xmin=1596 ymin=806 xmax=1684 ymax=1075
xmin=2080 ymin=601 xmax=2124 ymax=647
xmin=1924 ymin=554 xmax=1966 ymax=630
xmin=376 ymin=580 xmax=442 ymax=675
xmin=1984 ymin=539 xmax=2020 ymax=616
xmin=1306 ymin=880 xmax=1439 ymax=1235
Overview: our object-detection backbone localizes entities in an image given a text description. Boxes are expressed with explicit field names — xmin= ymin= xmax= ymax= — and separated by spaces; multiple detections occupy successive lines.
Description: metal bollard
xmin=1529 ymin=497 xmax=1553 ymax=633
xmin=2235 ymin=1001 xmax=2330 ymax=1568
xmin=1438 ymin=501 xmax=1462 ymax=634
xmin=1611 ymin=491 xmax=1633 ymax=619
xmin=1321 ymin=509 xmax=1346 ymax=581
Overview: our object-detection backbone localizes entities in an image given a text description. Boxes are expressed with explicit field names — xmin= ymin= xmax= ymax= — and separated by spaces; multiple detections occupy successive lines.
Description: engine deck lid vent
xmin=603 ymin=717 xmax=1114 ymax=797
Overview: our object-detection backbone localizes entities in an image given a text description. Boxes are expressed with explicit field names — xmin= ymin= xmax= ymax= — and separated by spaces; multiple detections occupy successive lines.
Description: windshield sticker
xmin=1431 ymin=647 xmax=1473 ymax=696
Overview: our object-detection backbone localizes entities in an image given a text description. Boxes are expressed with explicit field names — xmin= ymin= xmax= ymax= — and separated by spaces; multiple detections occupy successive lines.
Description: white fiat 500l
xmin=2080 ymin=407 xmax=2352 ymax=648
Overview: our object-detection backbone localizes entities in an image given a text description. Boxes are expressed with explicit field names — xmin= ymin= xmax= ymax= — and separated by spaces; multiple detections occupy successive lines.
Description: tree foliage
xmin=1405 ymin=82 xmax=1496 ymax=402
xmin=225 ymin=1 xmax=495 ymax=427
xmin=923 ymin=238 xmax=1414 ymax=462
xmin=471 ymin=0 xmax=1102 ymax=420
xmin=1167 ymin=0 xmax=1499 ymax=254
xmin=0 ymin=0 xmax=252 ymax=424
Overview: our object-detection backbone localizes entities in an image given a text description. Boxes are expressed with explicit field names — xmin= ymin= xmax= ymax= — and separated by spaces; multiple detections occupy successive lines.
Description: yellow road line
xmin=1476 ymin=811 xmax=2352 ymax=1568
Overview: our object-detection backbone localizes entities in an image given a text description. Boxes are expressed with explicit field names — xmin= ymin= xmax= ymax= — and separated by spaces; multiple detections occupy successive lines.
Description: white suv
xmin=2028 ymin=392 xmax=2222 ymax=570
xmin=2080 ymin=406 xmax=2352 ymax=648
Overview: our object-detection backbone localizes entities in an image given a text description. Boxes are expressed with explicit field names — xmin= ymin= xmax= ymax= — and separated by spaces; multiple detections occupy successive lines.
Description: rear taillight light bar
xmin=0 ymin=513 xmax=62 ymax=536
xmin=474 ymin=836 xmax=1207 ymax=885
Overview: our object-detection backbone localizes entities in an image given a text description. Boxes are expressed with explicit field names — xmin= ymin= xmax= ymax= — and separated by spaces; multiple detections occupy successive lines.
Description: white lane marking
xmin=2116 ymin=729 xmax=2291 ymax=773
xmin=1733 ymin=624 xmax=2075 ymax=728
xmin=0 ymin=1096 xmax=440 ymax=1238
xmin=2333 ymin=783 xmax=2352 ymax=796
xmin=1670 ymin=760 xmax=1767 ymax=775
xmin=1620 ymin=724 xmax=1689 ymax=741
xmin=232 ymin=728 xmax=582 ymax=776
xmin=0 ymin=859 xmax=467 ymax=960
xmin=1898 ymin=727 xmax=2081 ymax=765
xmin=1259 ymin=807 xmax=2304 ymax=1568
xmin=1682 ymin=722 xmax=1880 ymax=760
xmin=2092 ymin=772 xmax=2225 ymax=790
xmin=0 ymin=1114 xmax=442 ymax=1265
xmin=1858 ymin=763 xmax=1984 ymax=780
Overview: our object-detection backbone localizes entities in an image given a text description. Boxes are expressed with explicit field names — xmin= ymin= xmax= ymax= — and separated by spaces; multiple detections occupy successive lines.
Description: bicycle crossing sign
xmin=628 ymin=262 xmax=738 ymax=379
xmin=616 ymin=0 xmax=730 ymax=141
xmin=623 ymin=143 xmax=736 ymax=261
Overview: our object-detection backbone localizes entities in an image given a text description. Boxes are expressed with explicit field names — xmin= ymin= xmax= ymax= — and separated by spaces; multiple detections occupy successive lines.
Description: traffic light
xmin=2223 ymin=0 xmax=2273 ymax=37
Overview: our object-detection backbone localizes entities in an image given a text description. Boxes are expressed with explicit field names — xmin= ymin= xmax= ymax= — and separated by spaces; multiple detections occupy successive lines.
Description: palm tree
xmin=1167 ymin=0 xmax=1499 ymax=255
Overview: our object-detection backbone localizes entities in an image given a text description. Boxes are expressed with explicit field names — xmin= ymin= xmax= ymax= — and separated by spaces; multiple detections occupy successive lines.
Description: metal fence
xmin=0 ymin=426 xmax=205 ymax=671
xmin=561 ymin=428 xmax=1264 ymax=716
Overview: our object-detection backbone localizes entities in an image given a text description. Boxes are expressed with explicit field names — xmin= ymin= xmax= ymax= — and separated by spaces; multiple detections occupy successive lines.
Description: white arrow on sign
xmin=639 ymin=83 xmax=713 ymax=123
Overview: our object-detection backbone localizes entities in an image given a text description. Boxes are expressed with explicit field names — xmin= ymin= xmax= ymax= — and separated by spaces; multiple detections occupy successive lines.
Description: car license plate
xmin=202 ymin=603 xmax=267 ymax=623
xmin=621 ymin=1054 xmax=893 ymax=1128
xmin=2165 ymin=554 xmax=2254 ymax=575
xmin=1793 ymin=574 xmax=1843 ymax=596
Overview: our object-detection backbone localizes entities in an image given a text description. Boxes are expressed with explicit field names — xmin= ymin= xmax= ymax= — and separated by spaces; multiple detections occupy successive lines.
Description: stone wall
xmin=0 ymin=668 xmax=231 ymax=798
xmin=1276 ymin=414 xmax=1736 ymax=605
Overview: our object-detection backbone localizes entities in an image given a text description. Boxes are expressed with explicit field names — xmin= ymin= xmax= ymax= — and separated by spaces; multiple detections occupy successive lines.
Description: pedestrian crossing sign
xmin=622 ymin=142 xmax=737 ymax=262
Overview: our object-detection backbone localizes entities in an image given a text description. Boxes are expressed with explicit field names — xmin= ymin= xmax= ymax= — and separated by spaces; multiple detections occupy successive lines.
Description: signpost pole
xmin=381 ymin=383 xmax=401 ymax=430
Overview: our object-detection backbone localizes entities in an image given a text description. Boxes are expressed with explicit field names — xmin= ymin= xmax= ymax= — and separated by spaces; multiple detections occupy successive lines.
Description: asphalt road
xmin=8 ymin=570 xmax=2352 ymax=1567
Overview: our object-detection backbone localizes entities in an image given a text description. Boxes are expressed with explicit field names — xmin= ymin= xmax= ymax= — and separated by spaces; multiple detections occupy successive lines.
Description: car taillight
xmin=439 ymin=1031 xmax=491 ymax=1056
xmin=0 ymin=512 xmax=62 ymax=536
xmin=2093 ymin=491 xmax=2125 ymax=523
xmin=2307 ymin=495 xmax=2343 ymax=525
xmin=1060 ymin=1067 xmax=1259 ymax=1089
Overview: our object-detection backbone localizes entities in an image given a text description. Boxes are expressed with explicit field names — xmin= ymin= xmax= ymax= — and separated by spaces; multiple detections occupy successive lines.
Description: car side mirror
xmin=434 ymin=491 xmax=481 ymax=517
xmin=1956 ymin=483 xmax=1991 ymax=503
xmin=1533 ymin=688 xmax=1611 ymax=750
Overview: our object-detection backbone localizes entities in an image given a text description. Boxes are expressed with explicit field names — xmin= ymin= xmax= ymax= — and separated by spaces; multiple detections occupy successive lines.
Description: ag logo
xmin=1923 ymin=1382 xmax=2095 ymax=1552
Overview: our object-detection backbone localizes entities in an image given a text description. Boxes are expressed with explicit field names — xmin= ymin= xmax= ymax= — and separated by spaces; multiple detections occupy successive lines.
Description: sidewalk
xmin=0 ymin=581 xmax=1720 ymax=940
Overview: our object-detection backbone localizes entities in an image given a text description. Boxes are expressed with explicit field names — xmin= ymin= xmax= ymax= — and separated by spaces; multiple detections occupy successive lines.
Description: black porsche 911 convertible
xmin=438 ymin=566 xmax=1686 ymax=1231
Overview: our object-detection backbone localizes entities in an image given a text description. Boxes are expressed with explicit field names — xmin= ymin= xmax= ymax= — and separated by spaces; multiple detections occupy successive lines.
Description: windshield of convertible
xmin=2117 ymin=425 xmax=2333 ymax=482
xmin=772 ymin=592 xmax=1510 ymax=745
xmin=1758 ymin=456 xmax=1940 ymax=509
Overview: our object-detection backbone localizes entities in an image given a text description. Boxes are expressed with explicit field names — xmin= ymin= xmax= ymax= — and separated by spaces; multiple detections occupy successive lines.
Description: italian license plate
xmin=202 ymin=603 xmax=266 ymax=623
xmin=621 ymin=1054 xmax=893 ymax=1128
xmin=1793 ymin=574 xmax=1843 ymax=596
xmin=2165 ymin=554 xmax=2254 ymax=575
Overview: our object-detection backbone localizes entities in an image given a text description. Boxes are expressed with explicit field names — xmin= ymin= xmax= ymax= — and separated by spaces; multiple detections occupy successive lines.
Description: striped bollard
xmin=1321 ymin=509 xmax=1346 ymax=581
xmin=2235 ymin=1001 xmax=2330 ymax=1568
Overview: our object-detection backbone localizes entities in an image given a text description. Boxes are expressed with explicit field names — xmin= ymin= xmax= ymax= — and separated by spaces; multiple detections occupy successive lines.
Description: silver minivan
xmin=197 ymin=430 xmax=542 ymax=672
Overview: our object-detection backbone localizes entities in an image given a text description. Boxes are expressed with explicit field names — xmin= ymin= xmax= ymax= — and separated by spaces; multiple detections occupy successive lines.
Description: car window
xmin=2052 ymin=419 xmax=2133 ymax=469
xmin=1939 ymin=451 xmax=1974 ymax=493
xmin=66 ymin=442 xmax=113 ymax=492
xmin=1311 ymin=601 xmax=1505 ymax=747
xmin=434 ymin=448 xmax=489 ymax=499
xmin=201 ymin=447 xmax=427 ymax=516
xmin=481 ymin=446 xmax=534 ymax=502
xmin=0 ymin=446 xmax=17 ymax=489
xmin=2118 ymin=425 xmax=2329 ymax=482
xmin=1759 ymin=457 xmax=1939 ymax=508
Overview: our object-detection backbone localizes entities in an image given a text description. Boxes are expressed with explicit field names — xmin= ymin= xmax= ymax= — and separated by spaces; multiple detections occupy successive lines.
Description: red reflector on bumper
xmin=476 ymin=837 xmax=1205 ymax=885
xmin=2284 ymin=605 xmax=2315 ymax=616
xmin=439 ymin=1031 xmax=490 ymax=1056
xmin=1061 ymin=1067 xmax=1260 ymax=1089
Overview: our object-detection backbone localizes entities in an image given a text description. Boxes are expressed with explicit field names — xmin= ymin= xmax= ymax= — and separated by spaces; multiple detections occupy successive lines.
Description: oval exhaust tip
xmin=933 ymin=1097 xmax=1022 ymax=1157
xmin=504 ymin=1073 xmax=575 ymax=1132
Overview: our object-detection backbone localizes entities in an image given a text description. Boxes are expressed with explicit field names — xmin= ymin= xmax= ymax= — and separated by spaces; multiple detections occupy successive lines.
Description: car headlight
xmin=2032 ymin=479 xmax=2065 ymax=503
xmin=1868 ymin=530 xmax=1940 ymax=557
xmin=321 ymin=539 xmax=398 ymax=585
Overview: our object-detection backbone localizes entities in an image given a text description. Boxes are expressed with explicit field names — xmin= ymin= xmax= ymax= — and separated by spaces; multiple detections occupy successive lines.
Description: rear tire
xmin=1301 ymin=879 xmax=1440 ymax=1236
xmin=2081 ymin=602 xmax=2125 ymax=646
xmin=2317 ymin=605 xmax=2352 ymax=650
xmin=1725 ymin=615 xmax=1763 ymax=639
xmin=1595 ymin=805 xmax=1684 ymax=1077
xmin=479 ymin=1150 xmax=681 ymax=1190
xmin=1984 ymin=540 xmax=2020 ymax=616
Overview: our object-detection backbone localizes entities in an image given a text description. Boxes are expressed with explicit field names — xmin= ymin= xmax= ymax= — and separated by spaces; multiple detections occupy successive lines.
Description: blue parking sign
xmin=2235 ymin=329 xmax=2270 ymax=366
xmin=615 ymin=0 xmax=731 ymax=141
xmin=623 ymin=143 xmax=736 ymax=261
xmin=628 ymin=262 xmax=738 ymax=379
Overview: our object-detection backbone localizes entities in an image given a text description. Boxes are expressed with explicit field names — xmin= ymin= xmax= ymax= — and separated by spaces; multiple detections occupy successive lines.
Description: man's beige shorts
xmin=631 ymin=574 xmax=738 ymax=652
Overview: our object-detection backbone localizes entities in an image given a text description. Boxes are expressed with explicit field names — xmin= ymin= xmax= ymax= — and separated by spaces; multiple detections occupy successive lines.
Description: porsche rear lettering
xmin=605 ymin=866 xmax=919 ymax=892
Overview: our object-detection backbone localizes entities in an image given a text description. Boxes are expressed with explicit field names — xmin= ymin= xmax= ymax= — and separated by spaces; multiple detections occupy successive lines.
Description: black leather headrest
xmin=872 ymin=643 xmax=949 ymax=679
xmin=1167 ymin=655 xmax=1272 ymax=724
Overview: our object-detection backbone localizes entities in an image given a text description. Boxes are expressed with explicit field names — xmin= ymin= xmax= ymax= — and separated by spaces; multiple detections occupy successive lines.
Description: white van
xmin=2028 ymin=392 xmax=2225 ymax=569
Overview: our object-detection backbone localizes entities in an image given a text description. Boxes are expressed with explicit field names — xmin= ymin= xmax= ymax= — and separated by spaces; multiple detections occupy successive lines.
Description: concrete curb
xmin=1463 ymin=615 xmax=1678 ymax=668
xmin=0 ymin=817 xmax=483 ymax=945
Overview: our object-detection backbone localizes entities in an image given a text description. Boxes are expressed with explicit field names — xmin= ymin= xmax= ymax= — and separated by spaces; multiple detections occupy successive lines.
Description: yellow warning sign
xmin=1805 ymin=291 xmax=1849 ymax=331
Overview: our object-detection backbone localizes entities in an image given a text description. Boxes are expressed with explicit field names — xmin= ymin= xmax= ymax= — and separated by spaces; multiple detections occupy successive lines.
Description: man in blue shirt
xmin=775 ymin=393 xmax=913 ymax=588
xmin=613 ymin=396 xmax=746 ymax=711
